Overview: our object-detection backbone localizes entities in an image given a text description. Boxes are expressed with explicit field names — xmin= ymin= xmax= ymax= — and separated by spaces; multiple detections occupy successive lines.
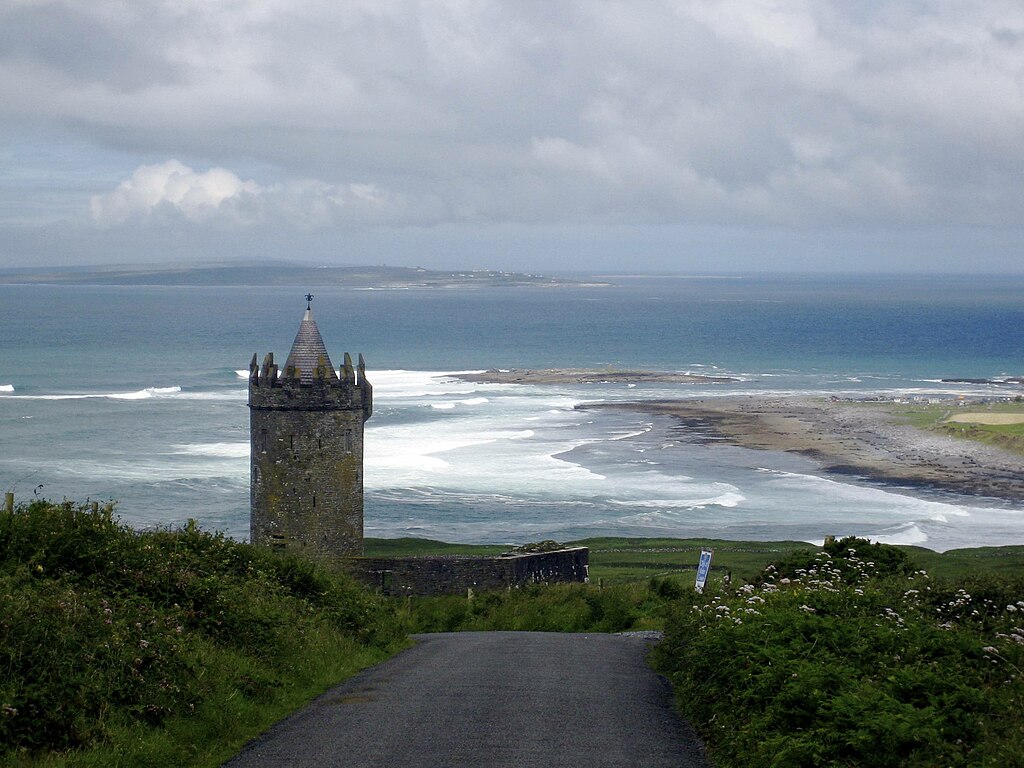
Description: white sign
xmin=695 ymin=549 xmax=713 ymax=593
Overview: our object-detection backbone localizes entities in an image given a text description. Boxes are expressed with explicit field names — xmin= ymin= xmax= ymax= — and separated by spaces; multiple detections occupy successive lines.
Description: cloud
xmin=90 ymin=161 xmax=257 ymax=225
xmin=4 ymin=1 xmax=1024 ymax=242
xmin=89 ymin=160 xmax=446 ymax=228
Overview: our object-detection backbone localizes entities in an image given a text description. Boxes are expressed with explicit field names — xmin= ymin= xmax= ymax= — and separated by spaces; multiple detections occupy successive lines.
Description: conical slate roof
xmin=283 ymin=308 xmax=339 ymax=384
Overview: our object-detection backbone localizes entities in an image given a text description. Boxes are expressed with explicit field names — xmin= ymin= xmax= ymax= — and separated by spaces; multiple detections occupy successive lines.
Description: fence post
xmin=4 ymin=492 xmax=13 ymax=514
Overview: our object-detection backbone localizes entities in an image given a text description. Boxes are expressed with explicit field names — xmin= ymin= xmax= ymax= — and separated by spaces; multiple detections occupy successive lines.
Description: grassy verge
xmin=401 ymin=580 xmax=673 ymax=634
xmin=0 ymin=502 xmax=407 ymax=768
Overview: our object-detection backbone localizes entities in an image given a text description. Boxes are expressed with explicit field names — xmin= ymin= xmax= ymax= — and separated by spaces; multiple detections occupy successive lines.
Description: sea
xmin=1 ymin=273 xmax=1022 ymax=552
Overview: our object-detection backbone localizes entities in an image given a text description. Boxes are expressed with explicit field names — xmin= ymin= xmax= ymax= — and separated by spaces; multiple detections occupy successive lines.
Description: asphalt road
xmin=223 ymin=631 xmax=709 ymax=768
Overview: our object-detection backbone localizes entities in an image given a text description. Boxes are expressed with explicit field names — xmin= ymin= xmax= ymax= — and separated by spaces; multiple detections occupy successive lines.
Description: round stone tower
xmin=248 ymin=296 xmax=372 ymax=559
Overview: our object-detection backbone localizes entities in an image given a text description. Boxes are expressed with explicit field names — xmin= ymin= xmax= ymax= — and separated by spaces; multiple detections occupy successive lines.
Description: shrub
xmin=653 ymin=539 xmax=1024 ymax=767
xmin=0 ymin=500 xmax=405 ymax=760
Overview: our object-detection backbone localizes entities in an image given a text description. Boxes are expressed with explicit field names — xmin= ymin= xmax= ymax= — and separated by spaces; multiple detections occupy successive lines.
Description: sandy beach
xmin=587 ymin=397 xmax=1024 ymax=503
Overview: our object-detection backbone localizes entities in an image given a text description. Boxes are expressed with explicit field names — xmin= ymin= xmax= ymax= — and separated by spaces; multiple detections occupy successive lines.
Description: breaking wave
xmin=12 ymin=386 xmax=183 ymax=401
xmin=172 ymin=443 xmax=250 ymax=459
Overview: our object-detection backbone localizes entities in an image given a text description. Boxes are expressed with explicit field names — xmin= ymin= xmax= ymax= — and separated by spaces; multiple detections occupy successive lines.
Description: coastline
xmin=584 ymin=397 xmax=1024 ymax=504
xmin=453 ymin=368 xmax=737 ymax=385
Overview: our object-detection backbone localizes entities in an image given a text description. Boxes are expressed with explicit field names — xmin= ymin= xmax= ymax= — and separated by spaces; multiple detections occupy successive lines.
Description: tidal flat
xmin=586 ymin=396 xmax=1024 ymax=503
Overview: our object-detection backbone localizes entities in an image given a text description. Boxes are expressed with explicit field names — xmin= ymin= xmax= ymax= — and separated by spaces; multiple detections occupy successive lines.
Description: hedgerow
xmin=653 ymin=537 xmax=1024 ymax=767
xmin=0 ymin=500 xmax=405 ymax=764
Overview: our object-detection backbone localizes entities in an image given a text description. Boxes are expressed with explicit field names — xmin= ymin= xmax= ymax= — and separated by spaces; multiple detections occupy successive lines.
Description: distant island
xmin=453 ymin=368 xmax=738 ymax=385
xmin=0 ymin=264 xmax=603 ymax=289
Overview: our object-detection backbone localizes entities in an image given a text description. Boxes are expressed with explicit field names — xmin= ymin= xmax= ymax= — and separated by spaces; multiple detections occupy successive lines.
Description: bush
xmin=653 ymin=538 xmax=1024 ymax=767
xmin=0 ymin=500 xmax=405 ymax=760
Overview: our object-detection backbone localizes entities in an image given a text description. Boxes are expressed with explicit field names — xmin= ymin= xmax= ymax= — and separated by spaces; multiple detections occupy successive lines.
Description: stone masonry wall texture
xmin=248 ymin=306 xmax=372 ymax=561
xmin=345 ymin=548 xmax=590 ymax=596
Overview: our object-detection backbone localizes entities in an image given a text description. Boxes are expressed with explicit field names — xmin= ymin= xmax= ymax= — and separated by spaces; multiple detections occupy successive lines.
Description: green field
xmin=365 ymin=535 xmax=1024 ymax=584
xmin=885 ymin=399 xmax=1024 ymax=455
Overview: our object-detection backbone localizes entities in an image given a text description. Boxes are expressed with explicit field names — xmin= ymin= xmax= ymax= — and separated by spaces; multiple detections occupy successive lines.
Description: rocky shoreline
xmin=453 ymin=368 xmax=737 ymax=385
xmin=585 ymin=397 xmax=1024 ymax=503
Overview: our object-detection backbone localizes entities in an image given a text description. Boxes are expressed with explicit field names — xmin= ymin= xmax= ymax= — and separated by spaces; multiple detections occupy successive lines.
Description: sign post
xmin=695 ymin=549 xmax=713 ymax=593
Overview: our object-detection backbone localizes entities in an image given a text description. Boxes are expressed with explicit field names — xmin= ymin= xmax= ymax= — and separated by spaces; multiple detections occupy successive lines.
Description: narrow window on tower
xmin=312 ymin=495 xmax=316 ymax=508
xmin=289 ymin=434 xmax=294 ymax=450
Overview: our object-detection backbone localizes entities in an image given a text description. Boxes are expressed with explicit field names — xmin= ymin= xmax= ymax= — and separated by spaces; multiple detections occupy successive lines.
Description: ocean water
xmin=1 ymin=274 xmax=1022 ymax=552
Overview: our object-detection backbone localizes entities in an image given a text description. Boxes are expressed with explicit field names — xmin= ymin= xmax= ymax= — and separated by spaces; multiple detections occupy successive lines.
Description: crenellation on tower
xmin=248 ymin=298 xmax=371 ymax=560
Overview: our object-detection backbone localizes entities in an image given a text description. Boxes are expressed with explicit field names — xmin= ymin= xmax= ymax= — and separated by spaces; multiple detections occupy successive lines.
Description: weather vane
xmin=305 ymin=293 xmax=314 ymax=310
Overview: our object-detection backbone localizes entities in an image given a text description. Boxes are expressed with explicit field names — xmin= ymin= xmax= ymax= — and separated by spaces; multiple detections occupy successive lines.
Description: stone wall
xmin=344 ymin=547 xmax=590 ymax=596
xmin=249 ymin=351 xmax=372 ymax=560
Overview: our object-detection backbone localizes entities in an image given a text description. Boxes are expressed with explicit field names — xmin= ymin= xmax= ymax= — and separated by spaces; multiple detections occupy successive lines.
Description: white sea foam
xmin=871 ymin=523 xmax=929 ymax=547
xmin=0 ymin=384 xmax=13 ymax=393
xmin=370 ymin=370 xmax=503 ymax=400
xmin=427 ymin=396 xmax=491 ymax=410
xmin=611 ymin=490 xmax=745 ymax=509
xmin=173 ymin=443 xmax=250 ymax=459
xmin=111 ymin=386 xmax=182 ymax=400
xmin=11 ymin=386 xmax=184 ymax=401
xmin=172 ymin=390 xmax=246 ymax=401
xmin=611 ymin=426 xmax=653 ymax=441
xmin=8 ymin=386 xmax=246 ymax=402
xmin=7 ymin=363 xmax=1019 ymax=550
xmin=45 ymin=456 xmax=249 ymax=483
xmin=235 ymin=369 xmax=249 ymax=378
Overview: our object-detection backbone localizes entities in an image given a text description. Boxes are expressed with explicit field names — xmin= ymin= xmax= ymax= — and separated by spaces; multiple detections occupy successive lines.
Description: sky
xmin=1 ymin=1 xmax=1023 ymax=273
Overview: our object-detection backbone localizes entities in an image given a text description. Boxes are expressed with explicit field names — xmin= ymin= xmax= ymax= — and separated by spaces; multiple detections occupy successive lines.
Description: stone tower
xmin=248 ymin=296 xmax=372 ymax=559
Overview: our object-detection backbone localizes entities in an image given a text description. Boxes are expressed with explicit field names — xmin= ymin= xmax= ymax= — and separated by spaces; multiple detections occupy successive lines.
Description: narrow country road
xmin=223 ymin=631 xmax=709 ymax=768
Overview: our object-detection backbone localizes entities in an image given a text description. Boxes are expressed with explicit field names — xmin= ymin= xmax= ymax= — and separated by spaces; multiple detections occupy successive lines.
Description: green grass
xmin=885 ymin=400 xmax=1024 ymax=455
xmin=363 ymin=537 xmax=510 ymax=557
xmin=904 ymin=545 xmax=1024 ymax=580
xmin=572 ymin=536 xmax=810 ymax=584
xmin=0 ymin=501 xmax=407 ymax=768
xmin=401 ymin=580 xmax=669 ymax=634
xmin=373 ymin=534 xmax=1024 ymax=586
xmin=368 ymin=535 xmax=811 ymax=584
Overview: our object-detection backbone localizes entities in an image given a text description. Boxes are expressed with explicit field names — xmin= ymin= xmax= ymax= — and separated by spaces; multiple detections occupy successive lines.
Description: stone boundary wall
xmin=343 ymin=547 xmax=589 ymax=596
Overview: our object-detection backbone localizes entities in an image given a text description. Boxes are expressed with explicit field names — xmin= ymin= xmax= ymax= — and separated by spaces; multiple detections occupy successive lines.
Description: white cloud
xmin=89 ymin=161 xmax=446 ymax=228
xmin=4 ymin=0 xmax=1024 ymax=249
xmin=89 ymin=161 xmax=258 ymax=225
